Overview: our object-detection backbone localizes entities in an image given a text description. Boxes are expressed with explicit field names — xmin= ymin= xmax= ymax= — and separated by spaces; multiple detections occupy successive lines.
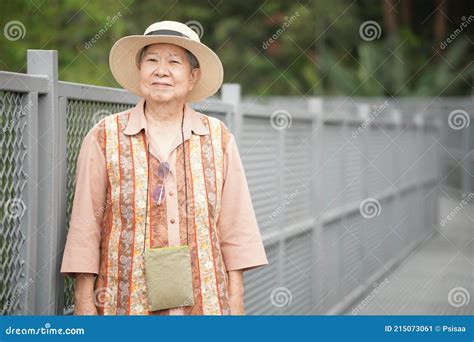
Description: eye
xmin=170 ymin=60 xmax=180 ymax=64
xmin=146 ymin=58 xmax=157 ymax=62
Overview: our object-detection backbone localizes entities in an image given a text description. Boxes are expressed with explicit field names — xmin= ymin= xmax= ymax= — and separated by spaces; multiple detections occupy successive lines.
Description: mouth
xmin=151 ymin=82 xmax=172 ymax=87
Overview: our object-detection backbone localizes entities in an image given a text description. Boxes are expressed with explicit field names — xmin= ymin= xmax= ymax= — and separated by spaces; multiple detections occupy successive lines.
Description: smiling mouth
xmin=151 ymin=82 xmax=172 ymax=87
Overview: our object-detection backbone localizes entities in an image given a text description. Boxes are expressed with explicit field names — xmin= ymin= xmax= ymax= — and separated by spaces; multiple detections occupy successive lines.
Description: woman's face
xmin=138 ymin=43 xmax=200 ymax=104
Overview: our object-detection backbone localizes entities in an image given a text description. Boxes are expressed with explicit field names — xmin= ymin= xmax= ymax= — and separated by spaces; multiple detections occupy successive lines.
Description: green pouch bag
xmin=144 ymin=245 xmax=195 ymax=311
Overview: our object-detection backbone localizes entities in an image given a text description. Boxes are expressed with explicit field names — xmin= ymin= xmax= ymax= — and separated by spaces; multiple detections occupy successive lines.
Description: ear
xmin=188 ymin=68 xmax=201 ymax=91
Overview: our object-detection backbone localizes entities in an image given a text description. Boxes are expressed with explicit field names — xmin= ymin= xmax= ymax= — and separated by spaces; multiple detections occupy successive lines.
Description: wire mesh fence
xmin=0 ymin=50 xmax=472 ymax=315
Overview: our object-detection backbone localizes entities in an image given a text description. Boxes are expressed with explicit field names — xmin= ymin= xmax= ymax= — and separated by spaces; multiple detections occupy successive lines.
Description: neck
xmin=144 ymin=99 xmax=184 ymax=128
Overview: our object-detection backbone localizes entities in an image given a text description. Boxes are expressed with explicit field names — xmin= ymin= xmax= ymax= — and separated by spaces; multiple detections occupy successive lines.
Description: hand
xmin=74 ymin=299 xmax=98 ymax=315
xmin=229 ymin=293 xmax=245 ymax=315
xmin=227 ymin=270 xmax=245 ymax=315
xmin=73 ymin=273 xmax=98 ymax=315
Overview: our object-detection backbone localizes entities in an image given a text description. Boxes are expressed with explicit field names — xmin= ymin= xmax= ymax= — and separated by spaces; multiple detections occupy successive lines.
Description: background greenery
xmin=1 ymin=0 xmax=472 ymax=97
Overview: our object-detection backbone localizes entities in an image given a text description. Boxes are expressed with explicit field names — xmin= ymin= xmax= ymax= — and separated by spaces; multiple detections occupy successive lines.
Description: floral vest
xmin=94 ymin=112 xmax=230 ymax=315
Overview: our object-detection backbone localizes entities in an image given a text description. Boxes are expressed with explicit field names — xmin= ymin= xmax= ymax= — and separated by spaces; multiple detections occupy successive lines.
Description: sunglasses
xmin=151 ymin=161 xmax=171 ymax=205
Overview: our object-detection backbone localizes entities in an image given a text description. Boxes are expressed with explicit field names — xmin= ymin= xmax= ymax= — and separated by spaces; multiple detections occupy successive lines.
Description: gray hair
xmin=136 ymin=45 xmax=200 ymax=70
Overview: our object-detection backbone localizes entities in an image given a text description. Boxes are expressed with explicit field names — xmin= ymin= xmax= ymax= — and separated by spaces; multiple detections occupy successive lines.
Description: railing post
xmin=220 ymin=83 xmax=241 ymax=143
xmin=413 ymin=112 xmax=425 ymax=241
xmin=356 ymin=103 xmax=371 ymax=290
xmin=22 ymin=92 xmax=39 ymax=315
xmin=462 ymin=115 xmax=472 ymax=195
xmin=391 ymin=109 xmax=405 ymax=248
xmin=308 ymin=97 xmax=324 ymax=313
xmin=27 ymin=49 xmax=65 ymax=314
xmin=433 ymin=117 xmax=443 ymax=234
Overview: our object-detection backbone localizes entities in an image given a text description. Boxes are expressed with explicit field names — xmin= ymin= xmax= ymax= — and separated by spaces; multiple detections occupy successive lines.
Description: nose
xmin=153 ymin=59 xmax=170 ymax=77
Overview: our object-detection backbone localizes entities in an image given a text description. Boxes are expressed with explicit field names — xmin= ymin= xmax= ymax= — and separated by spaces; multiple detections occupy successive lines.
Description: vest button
xmin=169 ymin=191 xmax=174 ymax=196
xmin=170 ymin=218 xmax=175 ymax=224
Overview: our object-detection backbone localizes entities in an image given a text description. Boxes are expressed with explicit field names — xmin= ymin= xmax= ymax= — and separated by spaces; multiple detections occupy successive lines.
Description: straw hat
xmin=109 ymin=21 xmax=223 ymax=102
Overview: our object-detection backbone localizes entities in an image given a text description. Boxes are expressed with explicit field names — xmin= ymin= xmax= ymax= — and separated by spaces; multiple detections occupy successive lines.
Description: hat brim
xmin=109 ymin=35 xmax=223 ymax=103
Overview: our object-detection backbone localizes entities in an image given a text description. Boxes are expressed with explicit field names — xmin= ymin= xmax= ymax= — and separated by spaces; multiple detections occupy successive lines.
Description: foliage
xmin=0 ymin=0 xmax=472 ymax=96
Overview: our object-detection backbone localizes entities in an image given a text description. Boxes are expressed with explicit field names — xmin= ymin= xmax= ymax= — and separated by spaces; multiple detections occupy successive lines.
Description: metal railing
xmin=1 ymin=49 xmax=469 ymax=315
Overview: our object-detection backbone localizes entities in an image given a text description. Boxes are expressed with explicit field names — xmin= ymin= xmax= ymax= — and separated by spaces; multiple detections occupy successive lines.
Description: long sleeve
xmin=60 ymin=129 xmax=108 ymax=277
xmin=217 ymin=134 xmax=269 ymax=272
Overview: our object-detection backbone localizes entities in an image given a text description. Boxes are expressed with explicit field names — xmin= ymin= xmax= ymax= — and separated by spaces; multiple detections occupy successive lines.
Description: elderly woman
xmin=60 ymin=21 xmax=268 ymax=315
